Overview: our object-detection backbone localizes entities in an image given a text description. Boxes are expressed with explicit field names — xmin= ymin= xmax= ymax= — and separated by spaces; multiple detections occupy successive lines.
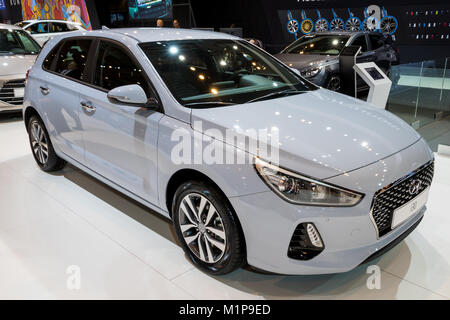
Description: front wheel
xmin=27 ymin=115 xmax=66 ymax=172
xmin=172 ymin=181 xmax=245 ymax=275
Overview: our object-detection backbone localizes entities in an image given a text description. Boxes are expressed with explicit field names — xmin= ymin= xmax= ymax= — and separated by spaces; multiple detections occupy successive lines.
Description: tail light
xmin=25 ymin=69 xmax=30 ymax=83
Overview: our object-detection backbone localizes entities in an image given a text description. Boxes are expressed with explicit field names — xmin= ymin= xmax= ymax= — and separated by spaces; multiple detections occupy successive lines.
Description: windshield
xmin=283 ymin=34 xmax=350 ymax=56
xmin=0 ymin=29 xmax=41 ymax=55
xmin=140 ymin=40 xmax=315 ymax=107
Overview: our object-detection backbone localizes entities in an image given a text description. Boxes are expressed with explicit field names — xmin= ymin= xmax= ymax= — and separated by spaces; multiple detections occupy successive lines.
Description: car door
xmin=26 ymin=22 xmax=50 ymax=46
xmin=79 ymin=39 xmax=163 ymax=204
xmin=40 ymin=38 xmax=93 ymax=164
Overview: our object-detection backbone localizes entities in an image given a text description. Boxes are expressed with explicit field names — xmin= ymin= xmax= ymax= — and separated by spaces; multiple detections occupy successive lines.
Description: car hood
xmin=191 ymin=89 xmax=421 ymax=179
xmin=0 ymin=54 xmax=37 ymax=78
xmin=275 ymin=53 xmax=337 ymax=70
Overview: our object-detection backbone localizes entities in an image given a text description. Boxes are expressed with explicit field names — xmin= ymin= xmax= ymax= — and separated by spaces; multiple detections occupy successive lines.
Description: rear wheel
xmin=27 ymin=115 xmax=66 ymax=172
xmin=172 ymin=181 xmax=245 ymax=275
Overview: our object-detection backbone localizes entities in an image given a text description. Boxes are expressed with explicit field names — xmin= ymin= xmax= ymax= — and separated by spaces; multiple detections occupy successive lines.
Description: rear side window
xmin=27 ymin=22 xmax=49 ymax=34
xmin=42 ymin=42 xmax=63 ymax=71
xmin=50 ymin=23 xmax=71 ymax=33
xmin=55 ymin=39 xmax=92 ymax=81
xmin=370 ymin=35 xmax=384 ymax=50
xmin=93 ymin=41 xmax=148 ymax=93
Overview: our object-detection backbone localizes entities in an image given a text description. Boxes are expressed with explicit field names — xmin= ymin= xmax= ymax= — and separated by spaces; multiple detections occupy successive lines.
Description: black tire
xmin=27 ymin=115 xmax=66 ymax=172
xmin=326 ymin=74 xmax=342 ymax=92
xmin=172 ymin=181 xmax=245 ymax=275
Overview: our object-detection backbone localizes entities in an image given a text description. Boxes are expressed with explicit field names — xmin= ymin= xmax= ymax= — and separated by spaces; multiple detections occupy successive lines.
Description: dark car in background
xmin=275 ymin=31 xmax=399 ymax=92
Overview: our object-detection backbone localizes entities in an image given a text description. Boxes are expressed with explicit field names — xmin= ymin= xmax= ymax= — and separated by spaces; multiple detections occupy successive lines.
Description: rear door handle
xmin=40 ymin=86 xmax=50 ymax=95
xmin=81 ymin=101 xmax=96 ymax=114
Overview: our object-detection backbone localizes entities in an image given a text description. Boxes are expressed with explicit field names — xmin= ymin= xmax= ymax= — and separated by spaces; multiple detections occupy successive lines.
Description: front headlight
xmin=255 ymin=158 xmax=363 ymax=206
xmin=301 ymin=66 xmax=322 ymax=78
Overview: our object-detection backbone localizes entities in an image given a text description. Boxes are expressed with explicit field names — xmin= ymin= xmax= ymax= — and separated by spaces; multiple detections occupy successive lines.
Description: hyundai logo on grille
xmin=409 ymin=180 xmax=422 ymax=195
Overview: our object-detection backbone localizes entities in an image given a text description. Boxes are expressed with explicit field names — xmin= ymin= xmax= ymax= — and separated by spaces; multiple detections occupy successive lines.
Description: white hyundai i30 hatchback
xmin=23 ymin=28 xmax=434 ymax=275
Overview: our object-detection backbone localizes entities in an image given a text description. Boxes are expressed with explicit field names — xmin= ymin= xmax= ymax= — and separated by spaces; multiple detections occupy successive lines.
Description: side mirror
xmin=107 ymin=84 xmax=158 ymax=107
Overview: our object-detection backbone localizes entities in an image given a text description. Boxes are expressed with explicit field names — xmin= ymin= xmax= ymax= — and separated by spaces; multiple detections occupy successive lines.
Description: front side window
xmin=93 ymin=41 xmax=148 ymax=93
xmin=282 ymin=35 xmax=350 ymax=56
xmin=55 ymin=39 xmax=92 ymax=81
xmin=370 ymin=35 xmax=384 ymax=50
xmin=140 ymin=39 xmax=315 ymax=106
xmin=26 ymin=22 xmax=49 ymax=34
xmin=352 ymin=35 xmax=368 ymax=52
xmin=0 ymin=29 xmax=41 ymax=55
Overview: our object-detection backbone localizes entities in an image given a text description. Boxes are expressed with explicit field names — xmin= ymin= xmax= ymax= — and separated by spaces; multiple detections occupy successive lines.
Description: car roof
xmin=82 ymin=27 xmax=239 ymax=43
xmin=20 ymin=19 xmax=81 ymax=25
xmin=0 ymin=23 xmax=22 ymax=30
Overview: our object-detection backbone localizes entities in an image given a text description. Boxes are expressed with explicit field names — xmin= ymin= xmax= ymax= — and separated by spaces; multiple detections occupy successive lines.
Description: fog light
xmin=288 ymin=223 xmax=325 ymax=260
xmin=306 ymin=223 xmax=323 ymax=248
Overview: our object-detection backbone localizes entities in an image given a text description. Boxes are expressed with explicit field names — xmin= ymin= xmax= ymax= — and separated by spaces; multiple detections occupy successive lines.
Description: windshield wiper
xmin=246 ymin=89 xmax=306 ymax=104
xmin=183 ymin=101 xmax=236 ymax=108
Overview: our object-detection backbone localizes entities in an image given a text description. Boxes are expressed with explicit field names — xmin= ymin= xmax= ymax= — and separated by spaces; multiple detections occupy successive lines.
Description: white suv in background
xmin=15 ymin=20 xmax=85 ymax=46
xmin=0 ymin=24 xmax=40 ymax=113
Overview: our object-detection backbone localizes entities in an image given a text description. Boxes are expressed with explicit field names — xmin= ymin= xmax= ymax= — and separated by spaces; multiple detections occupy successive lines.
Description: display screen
xmin=365 ymin=67 xmax=384 ymax=81
xmin=129 ymin=0 xmax=173 ymax=21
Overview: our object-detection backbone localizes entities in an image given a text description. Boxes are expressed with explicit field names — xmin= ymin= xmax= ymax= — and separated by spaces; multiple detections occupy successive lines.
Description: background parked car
xmin=0 ymin=24 xmax=40 ymax=114
xmin=275 ymin=31 xmax=399 ymax=93
xmin=15 ymin=20 xmax=85 ymax=46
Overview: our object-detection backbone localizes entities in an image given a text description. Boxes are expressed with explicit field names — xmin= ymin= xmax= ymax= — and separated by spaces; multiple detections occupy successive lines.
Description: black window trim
xmin=40 ymin=36 xmax=164 ymax=114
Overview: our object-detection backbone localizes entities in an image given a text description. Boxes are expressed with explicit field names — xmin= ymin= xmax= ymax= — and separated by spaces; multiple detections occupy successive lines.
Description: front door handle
xmin=40 ymin=86 xmax=50 ymax=95
xmin=81 ymin=101 xmax=96 ymax=114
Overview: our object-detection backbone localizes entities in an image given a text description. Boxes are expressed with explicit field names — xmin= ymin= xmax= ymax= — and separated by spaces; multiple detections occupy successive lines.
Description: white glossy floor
xmin=1 ymin=115 xmax=450 ymax=300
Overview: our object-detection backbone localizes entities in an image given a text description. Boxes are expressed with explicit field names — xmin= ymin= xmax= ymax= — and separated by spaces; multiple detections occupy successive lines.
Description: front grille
xmin=371 ymin=161 xmax=434 ymax=237
xmin=0 ymin=79 xmax=26 ymax=106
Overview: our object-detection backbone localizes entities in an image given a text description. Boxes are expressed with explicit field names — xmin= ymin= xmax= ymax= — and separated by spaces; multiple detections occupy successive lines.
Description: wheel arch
xmin=166 ymin=168 xmax=247 ymax=251
xmin=23 ymin=106 xmax=44 ymax=132
xmin=165 ymin=168 xmax=248 ymax=260
xmin=166 ymin=169 xmax=229 ymax=218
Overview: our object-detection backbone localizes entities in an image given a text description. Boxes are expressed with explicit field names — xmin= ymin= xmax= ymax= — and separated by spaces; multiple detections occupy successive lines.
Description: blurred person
xmin=157 ymin=19 xmax=164 ymax=27
xmin=173 ymin=19 xmax=180 ymax=28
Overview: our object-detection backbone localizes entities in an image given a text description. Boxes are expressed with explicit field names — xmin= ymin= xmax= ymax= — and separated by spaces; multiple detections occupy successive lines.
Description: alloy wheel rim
xmin=178 ymin=193 xmax=227 ymax=264
xmin=31 ymin=121 xmax=49 ymax=165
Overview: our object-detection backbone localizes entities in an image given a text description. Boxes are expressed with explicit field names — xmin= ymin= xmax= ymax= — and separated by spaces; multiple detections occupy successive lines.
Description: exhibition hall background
xmin=0 ymin=0 xmax=448 ymax=150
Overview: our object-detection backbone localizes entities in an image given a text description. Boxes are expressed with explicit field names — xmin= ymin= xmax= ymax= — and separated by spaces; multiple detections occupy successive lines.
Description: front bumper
xmin=0 ymin=101 xmax=23 ymax=113
xmin=0 ymin=77 xmax=26 ymax=113
xmin=230 ymin=139 xmax=434 ymax=275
